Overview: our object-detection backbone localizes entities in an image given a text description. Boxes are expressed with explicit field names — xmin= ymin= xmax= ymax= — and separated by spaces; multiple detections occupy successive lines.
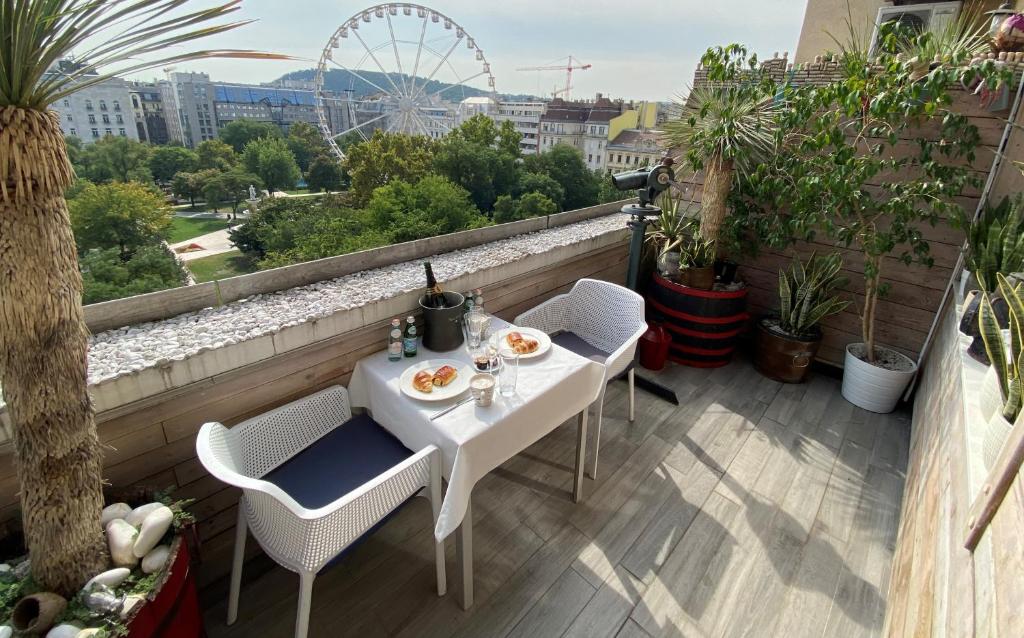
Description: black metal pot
xmin=715 ymin=259 xmax=738 ymax=285
xmin=419 ymin=291 xmax=466 ymax=352
xmin=961 ymin=291 xmax=1009 ymax=364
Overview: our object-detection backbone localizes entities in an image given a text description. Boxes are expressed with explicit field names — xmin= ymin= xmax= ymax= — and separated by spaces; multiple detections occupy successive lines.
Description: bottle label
xmin=404 ymin=337 xmax=417 ymax=354
xmin=388 ymin=342 xmax=402 ymax=357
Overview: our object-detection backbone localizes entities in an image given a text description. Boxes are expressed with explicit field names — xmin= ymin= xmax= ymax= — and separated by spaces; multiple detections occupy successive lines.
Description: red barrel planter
xmin=646 ymin=273 xmax=749 ymax=368
xmin=126 ymin=534 xmax=204 ymax=638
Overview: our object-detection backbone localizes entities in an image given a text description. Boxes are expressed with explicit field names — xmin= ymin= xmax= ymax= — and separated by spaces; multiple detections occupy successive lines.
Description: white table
xmin=348 ymin=321 xmax=605 ymax=608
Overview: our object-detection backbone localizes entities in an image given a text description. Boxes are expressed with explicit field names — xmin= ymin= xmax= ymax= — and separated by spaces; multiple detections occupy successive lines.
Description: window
xmin=91 ymin=128 xmax=99 ymax=138
xmin=63 ymin=99 xmax=70 ymax=107
xmin=115 ymin=114 xmax=123 ymax=124
xmin=88 ymin=114 xmax=96 ymax=124
xmin=66 ymin=114 xmax=73 ymax=121
xmin=118 ymin=128 xmax=126 ymax=136
xmin=85 ymin=99 xmax=93 ymax=110
xmin=99 ymin=100 xmax=107 ymax=111
xmin=588 ymin=154 xmax=593 ymax=163
xmin=102 ymin=114 xmax=110 ymax=124
xmin=113 ymin=100 xmax=121 ymax=111
xmin=104 ymin=128 xmax=112 ymax=136
xmin=69 ymin=128 xmax=77 ymax=136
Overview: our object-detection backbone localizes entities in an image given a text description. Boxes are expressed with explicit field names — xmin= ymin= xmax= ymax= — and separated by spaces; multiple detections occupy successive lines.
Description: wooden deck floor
xmin=203 ymin=358 xmax=910 ymax=638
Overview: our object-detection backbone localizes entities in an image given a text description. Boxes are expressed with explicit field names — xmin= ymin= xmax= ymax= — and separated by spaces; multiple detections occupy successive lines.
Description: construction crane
xmin=516 ymin=56 xmax=592 ymax=100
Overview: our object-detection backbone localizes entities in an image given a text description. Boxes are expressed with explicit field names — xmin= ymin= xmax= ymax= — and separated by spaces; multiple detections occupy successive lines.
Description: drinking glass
xmin=498 ymin=347 xmax=519 ymax=397
xmin=467 ymin=309 xmax=487 ymax=348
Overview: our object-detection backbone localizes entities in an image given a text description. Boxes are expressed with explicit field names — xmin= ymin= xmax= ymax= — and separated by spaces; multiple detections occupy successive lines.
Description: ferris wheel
xmin=314 ymin=3 xmax=497 ymax=160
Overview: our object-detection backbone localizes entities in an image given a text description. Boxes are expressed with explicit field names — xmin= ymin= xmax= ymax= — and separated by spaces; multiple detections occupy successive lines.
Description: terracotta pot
xmin=12 ymin=592 xmax=67 ymax=634
xmin=678 ymin=266 xmax=714 ymax=290
xmin=753 ymin=319 xmax=821 ymax=384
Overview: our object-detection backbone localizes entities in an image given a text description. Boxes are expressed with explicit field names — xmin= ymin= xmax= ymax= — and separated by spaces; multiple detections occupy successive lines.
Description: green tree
xmin=242 ymin=137 xmax=301 ymax=192
xmin=80 ymin=245 xmax=188 ymax=304
xmin=64 ymin=134 xmax=83 ymax=168
xmin=219 ymin=119 xmax=282 ymax=152
xmin=306 ymin=153 xmax=344 ymax=193
xmin=518 ymin=191 xmax=558 ymax=218
xmin=367 ymin=174 xmax=482 ymax=243
xmin=78 ymin=135 xmax=153 ymax=183
xmin=596 ymin=171 xmax=624 ymax=203
xmin=149 ymin=145 xmax=198 ymax=183
xmin=344 ymin=129 xmax=436 ymax=204
xmin=497 ymin=120 xmax=521 ymax=158
xmin=514 ymin=171 xmax=564 ymax=209
xmin=287 ymin=121 xmax=327 ymax=172
xmin=451 ymin=113 xmax=499 ymax=147
xmin=69 ymin=181 xmax=173 ymax=259
xmin=195 ymin=138 xmax=237 ymax=170
xmin=202 ymin=175 xmax=228 ymax=213
xmin=521 ymin=144 xmax=599 ymax=210
xmin=171 ymin=171 xmax=203 ymax=208
xmin=433 ymin=136 xmax=516 ymax=211
xmin=492 ymin=194 xmax=518 ymax=224
xmin=214 ymin=168 xmax=264 ymax=216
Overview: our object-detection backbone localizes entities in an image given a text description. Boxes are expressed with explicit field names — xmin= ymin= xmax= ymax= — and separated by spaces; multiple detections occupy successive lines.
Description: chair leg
xmin=586 ymin=387 xmax=606 ymax=480
xmin=227 ymin=504 xmax=247 ymax=625
xmin=295 ymin=571 xmax=315 ymax=638
xmin=628 ymin=368 xmax=636 ymax=423
xmin=429 ymin=452 xmax=447 ymax=596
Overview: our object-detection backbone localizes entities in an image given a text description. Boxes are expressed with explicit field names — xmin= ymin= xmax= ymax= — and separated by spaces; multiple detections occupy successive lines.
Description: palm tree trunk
xmin=0 ymin=106 xmax=107 ymax=596
xmin=699 ymin=154 xmax=734 ymax=244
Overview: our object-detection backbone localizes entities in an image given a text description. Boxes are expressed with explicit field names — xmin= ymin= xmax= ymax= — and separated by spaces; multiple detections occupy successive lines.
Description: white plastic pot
xmin=841 ymin=343 xmax=918 ymax=413
xmin=979 ymin=365 xmax=1003 ymax=423
xmin=982 ymin=411 xmax=1013 ymax=471
xmin=657 ymin=251 xmax=681 ymax=279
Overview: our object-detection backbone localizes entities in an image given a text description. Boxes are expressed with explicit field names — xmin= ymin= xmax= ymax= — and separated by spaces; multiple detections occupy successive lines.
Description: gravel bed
xmin=87 ymin=214 xmax=629 ymax=384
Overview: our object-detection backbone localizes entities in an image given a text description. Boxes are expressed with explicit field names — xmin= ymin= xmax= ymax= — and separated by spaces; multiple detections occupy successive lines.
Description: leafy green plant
xmin=662 ymin=45 xmax=783 ymax=245
xmin=679 ymin=232 xmax=717 ymax=269
xmin=980 ymin=273 xmax=1024 ymax=422
xmin=732 ymin=22 xmax=1008 ymax=363
xmin=647 ymin=191 xmax=693 ymax=254
xmin=777 ymin=253 xmax=851 ymax=338
xmin=967 ymin=196 xmax=1024 ymax=293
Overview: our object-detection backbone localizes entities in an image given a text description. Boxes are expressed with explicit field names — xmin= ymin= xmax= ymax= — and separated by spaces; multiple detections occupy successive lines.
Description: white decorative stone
xmin=101 ymin=503 xmax=132 ymax=527
xmin=83 ymin=568 xmax=130 ymax=592
xmin=0 ymin=626 xmax=11 ymax=638
xmin=13 ymin=560 xmax=29 ymax=578
xmin=0 ymin=564 xmax=10 ymax=574
xmin=106 ymin=520 xmax=138 ymax=568
xmin=76 ymin=630 xmax=102 ymax=638
xmin=125 ymin=502 xmax=163 ymax=527
xmin=133 ymin=506 xmax=173 ymax=558
xmin=141 ymin=545 xmax=171 ymax=574
xmin=120 ymin=595 xmax=146 ymax=619
xmin=45 ymin=625 xmax=81 ymax=638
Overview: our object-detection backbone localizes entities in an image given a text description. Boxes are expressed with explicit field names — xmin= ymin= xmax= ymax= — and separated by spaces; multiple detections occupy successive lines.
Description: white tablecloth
xmin=348 ymin=322 xmax=605 ymax=540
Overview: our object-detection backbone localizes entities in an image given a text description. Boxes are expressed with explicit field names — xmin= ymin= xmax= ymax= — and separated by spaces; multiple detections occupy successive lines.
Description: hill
xmin=277 ymin=68 xmax=539 ymax=102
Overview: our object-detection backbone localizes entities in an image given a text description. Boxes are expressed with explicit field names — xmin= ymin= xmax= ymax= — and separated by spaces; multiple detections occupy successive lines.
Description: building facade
xmin=163 ymin=71 xmax=219 ymax=148
xmin=539 ymin=95 xmax=657 ymax=172
xmin=129 ymin=81 xmax=170 ymax=145
xmin=48 ymin=62 xmax=138 ymax=144
xmin=604 ymin=129 xmax=666 ymax=173
xmin=493 ymin=101 xmax=545 ymax=155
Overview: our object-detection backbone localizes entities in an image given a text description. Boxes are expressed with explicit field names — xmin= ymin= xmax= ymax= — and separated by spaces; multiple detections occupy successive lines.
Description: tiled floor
xmin=204 ymin=358 xmax=909 ymax=638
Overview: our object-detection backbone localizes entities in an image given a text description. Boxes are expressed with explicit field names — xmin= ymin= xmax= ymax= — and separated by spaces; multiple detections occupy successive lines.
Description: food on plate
xmin=506 ymin=331 xmax=539 ymax=354
xmin=412 ymin=370 xmax=434 ymax=393
xmin=432 ymin=365 xmax=458 ymax=386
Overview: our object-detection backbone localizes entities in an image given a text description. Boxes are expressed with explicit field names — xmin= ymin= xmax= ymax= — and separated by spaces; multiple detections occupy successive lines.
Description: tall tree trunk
xmin=699 ymin=154 xmax=734 ymax=244
xmin=0 ymin=106 xmax=107 ymax=596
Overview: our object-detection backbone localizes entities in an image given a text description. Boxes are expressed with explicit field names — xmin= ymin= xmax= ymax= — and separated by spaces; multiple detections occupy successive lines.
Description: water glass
xmin=467 ymin=309 xmax=487 ymax=348
xmin=498 ymin=347 xmax=519 ymax=397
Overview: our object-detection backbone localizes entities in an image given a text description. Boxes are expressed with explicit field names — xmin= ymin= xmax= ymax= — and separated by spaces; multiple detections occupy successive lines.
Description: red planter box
xmin=127 ymin=535 xmax=204 ymax=638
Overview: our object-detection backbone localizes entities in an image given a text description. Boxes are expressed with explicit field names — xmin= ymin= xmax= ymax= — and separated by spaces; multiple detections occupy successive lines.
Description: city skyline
xmin=119 ymin=0 xmax=808 ymax=102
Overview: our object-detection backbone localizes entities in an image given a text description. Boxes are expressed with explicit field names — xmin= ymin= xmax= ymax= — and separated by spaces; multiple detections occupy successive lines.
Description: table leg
xmin=457 ymin=499 xmax=473 ymax=610
xmin=573 ymin=408 xmax=588 ymax=503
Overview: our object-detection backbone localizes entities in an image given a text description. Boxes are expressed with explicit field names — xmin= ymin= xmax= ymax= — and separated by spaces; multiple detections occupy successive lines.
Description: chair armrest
xmin=514 ymin=293 xmax=569 ymax=334
xmin=604 ymin=323 xmax=648 ymax=378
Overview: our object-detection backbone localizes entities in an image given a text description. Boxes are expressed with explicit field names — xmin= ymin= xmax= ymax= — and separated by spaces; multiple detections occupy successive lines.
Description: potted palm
xmin=979 ymin=273 xmax=1022 ymax=469
xmin=646 ymin=193 xmax=690 ymax=280
xmin=0 ymin=0 xmax=284 ymax=606
xmin=755 ymin=253 xmax=850 ymax=383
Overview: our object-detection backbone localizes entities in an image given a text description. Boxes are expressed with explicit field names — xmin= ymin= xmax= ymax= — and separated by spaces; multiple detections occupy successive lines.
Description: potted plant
xmin=646 ymin=192 xmax=690 ymax=279
xmin=979 ymin=273 xmax=1022 ymax=469
xmin=754 ymin=253 xmax=851 ymax=383
xmin=732 ymin=25 xmax=1007 ymax=412
xmin=0 ymin=0 xmax=282 ymax=611
xmin=676 ymin=232 xmax=717 ymax=290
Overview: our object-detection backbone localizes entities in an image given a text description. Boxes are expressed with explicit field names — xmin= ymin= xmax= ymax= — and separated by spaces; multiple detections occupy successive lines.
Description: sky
xmin=124 ymin=0 xmax=809 ymax=102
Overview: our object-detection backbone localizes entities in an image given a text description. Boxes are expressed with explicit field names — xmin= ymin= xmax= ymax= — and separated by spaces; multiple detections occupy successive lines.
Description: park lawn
xmin=166 ymin=216 xmax=230 ymax=243
xmin=187 ymin=250 xmax=258 ymax=282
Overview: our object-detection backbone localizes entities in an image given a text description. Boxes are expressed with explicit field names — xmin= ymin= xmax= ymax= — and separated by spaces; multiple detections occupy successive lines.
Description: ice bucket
xmin=419 ymin=291 xmax=466 ymax=352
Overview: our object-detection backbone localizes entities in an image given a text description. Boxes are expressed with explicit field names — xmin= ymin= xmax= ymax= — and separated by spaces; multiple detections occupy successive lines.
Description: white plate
xmin=399 ymin=359 xmax=473 ymax=401
xmin=493 ymin=327 xmax=552 ymax=360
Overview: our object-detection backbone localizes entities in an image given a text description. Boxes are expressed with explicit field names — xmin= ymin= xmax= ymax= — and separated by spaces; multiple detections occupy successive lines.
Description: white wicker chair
xmin=196 ymin=385 xmax=445 ymax=638
xmin=514 ymin=278 xmax=647 ymax=480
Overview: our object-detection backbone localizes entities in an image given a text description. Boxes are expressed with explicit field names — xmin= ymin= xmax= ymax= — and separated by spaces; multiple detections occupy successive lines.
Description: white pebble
xmin=45 ymin=625 xmax=81 ymax=638
xmin=125 ymin=502 xmax=163 ymax=527
xmin=106 ymin=520 xmax=138 ymax=568
xmin=133 ymin=506 xmax=173 ymax=558
xmin=0 ymin=626 xmax=11 ymax=638
xmin=83 ymin=568 xmax=131 ymax=592
xmin=141 ymin=545 xmax=171 ymax=574
xmin=101 ymin=503 xmax=132 ymax=527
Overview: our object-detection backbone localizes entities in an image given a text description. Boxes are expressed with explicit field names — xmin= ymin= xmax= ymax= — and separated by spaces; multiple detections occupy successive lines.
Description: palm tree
xmin=0 ymin=0 xmax=284 ymax=595
xmin=662 ymin=80 xmax=780 ymax=245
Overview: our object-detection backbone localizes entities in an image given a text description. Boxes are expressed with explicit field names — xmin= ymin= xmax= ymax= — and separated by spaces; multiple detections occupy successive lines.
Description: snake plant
xmin=679 ymin=233 xmax=717 ymax=269
xmin=967 ymin=196 xmax=1024 ymax=293
xmin=980 ymin=273 xmax=1024 ymax=422
xmin=777 ymin=253 xmax=851 ymax=339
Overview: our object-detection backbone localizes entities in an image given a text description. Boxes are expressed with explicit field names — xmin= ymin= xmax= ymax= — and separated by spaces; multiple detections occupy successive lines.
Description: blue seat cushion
xmin=262 ymin=413 xmax=414 ymax=509
xmin=552 ymin=331 xmax=611 ymax=363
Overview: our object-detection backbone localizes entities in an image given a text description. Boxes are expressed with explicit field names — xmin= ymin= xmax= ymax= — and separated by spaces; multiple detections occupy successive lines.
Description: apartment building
xmin=604 ymin=129 xmax=665 ymax=173
xmin=163 ymin=71 xmax=219 ymax=148
xmin=493 ymin=101 xmax=545 ymax=155
xmin=47 ymin=61 xmax=138 ymax=144
xmin=129 ymin=81 xmax=170 ymax=145
xmin=538 ymin=95 xmax=660 ymax=172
